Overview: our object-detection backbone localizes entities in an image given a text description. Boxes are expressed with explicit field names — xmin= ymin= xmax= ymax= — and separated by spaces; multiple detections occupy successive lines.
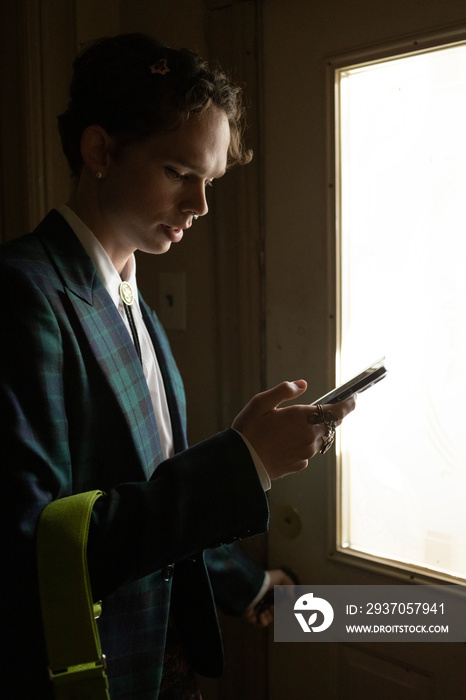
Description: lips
xmin=161 ymin=224 xmax=184 ymax=243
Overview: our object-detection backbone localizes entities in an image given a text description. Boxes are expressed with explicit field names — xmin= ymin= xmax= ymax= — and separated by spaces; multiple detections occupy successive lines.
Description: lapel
xmin=36 ymin=210 xmax=183 ymax=479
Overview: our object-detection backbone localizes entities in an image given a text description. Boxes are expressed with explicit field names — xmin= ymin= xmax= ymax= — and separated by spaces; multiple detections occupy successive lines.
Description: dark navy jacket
xmin=0 ymin=210 xmax=269 ymax=699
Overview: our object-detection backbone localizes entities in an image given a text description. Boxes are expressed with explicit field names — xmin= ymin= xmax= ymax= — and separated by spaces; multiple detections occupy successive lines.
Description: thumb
xmin=256 ymin=379 xmax=308 ymax=413
xmin=232 ymin=380 xmax=308 ymax=434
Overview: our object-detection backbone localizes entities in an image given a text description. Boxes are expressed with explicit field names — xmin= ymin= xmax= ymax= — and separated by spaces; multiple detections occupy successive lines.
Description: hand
xmin=244 ymin=569 xmax=296 ymax=628
xmin=232 ymin=380 xmax=356 ymax=480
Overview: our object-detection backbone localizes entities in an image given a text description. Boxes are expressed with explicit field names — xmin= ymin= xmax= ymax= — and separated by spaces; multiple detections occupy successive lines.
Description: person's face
xmin=96 ymin=106 xmax=230 ymax=268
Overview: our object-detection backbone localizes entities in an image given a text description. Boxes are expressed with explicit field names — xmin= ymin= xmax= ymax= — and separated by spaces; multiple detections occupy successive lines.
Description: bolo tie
xmin=119 ymin=281 xmax=143 ymax=365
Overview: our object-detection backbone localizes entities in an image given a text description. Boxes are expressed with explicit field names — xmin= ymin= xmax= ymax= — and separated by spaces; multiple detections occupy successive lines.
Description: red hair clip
xmin=149 ymin=59 xmax=170 ymax=75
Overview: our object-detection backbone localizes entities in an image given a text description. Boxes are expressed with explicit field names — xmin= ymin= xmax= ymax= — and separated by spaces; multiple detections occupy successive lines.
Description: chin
xmin=144 ymin=241 xmax=172 ymax=256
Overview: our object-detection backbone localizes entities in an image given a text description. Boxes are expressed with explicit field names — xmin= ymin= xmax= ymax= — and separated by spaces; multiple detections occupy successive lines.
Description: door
xmin=262 ymin=1 xmax=466 ymax=697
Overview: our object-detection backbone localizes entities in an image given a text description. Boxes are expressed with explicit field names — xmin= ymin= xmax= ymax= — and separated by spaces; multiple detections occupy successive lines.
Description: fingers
xmin=324 ymin=394 xmax=357 ymax=424
xmin=244 ymin=605 xmax=273 ymax=628
xmin=308 ymin=396 xmax=357 ymax=454
xmin=309 ymin=395 xmax=357 ymax=426
xmin=256 ymin=608 xmax=274 ymax=627
xmin=232 ymin=382 xmax=357 ymax=480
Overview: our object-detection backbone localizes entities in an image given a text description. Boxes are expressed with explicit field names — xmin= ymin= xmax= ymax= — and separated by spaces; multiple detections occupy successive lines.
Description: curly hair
xmin=58 ymin=33 xmax=252 ymax=178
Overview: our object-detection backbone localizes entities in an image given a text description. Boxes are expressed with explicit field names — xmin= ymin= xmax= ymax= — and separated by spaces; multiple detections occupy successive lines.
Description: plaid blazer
xmin=0 ymin=210 xmax=269 ymax=700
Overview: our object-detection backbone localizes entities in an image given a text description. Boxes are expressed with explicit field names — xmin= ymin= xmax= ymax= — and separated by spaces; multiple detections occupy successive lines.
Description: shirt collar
xmin=58 ymin=204 xmax=140 ymax=310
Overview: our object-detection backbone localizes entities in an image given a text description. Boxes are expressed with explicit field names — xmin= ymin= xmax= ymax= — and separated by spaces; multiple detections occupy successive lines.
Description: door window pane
xmin=336 ymin=42 xmax=466 ymax=580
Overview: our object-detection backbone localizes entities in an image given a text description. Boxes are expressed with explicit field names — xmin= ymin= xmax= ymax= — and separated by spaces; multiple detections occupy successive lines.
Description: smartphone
xmin=312 ymin=358 xmax=387 ymax=405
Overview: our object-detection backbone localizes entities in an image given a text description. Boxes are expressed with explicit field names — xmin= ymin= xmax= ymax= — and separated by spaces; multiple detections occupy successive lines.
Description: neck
xmin=67 ymin=186 xmax=133 ymax=276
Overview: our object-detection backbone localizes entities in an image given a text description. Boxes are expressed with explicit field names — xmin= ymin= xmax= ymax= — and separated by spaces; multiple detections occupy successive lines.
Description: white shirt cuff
xmin=247 ymin=570 xmax=271 ymax=610
xmin=234 ymin=430 xmax=271 ymax=492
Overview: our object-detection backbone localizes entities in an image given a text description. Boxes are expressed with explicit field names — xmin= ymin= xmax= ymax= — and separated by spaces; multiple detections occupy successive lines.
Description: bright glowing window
xmin=335 ymin=41 xmax=466 ymax=581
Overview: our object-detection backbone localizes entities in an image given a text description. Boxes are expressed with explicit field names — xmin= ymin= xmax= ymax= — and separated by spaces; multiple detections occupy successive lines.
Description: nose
xmin=182 ymin=182 xmax=209 ymax=218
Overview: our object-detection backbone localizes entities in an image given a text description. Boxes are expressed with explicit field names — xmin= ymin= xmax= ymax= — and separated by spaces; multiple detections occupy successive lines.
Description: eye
xmin=165 ymin=167 xmax=185 ymax=181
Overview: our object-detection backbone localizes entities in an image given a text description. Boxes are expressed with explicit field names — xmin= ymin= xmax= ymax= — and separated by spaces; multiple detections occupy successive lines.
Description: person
xmin=0 ymin=33 xmax=356 ymax=699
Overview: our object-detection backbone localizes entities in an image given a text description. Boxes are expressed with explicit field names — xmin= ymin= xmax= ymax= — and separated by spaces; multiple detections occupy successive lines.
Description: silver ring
xmin=320 ymin=421 xmax=336 ymax=455
xmin=192 ymin=212 xmax=199 ymax=220
xmin=313 ymin=403 xmax=325 ymax=425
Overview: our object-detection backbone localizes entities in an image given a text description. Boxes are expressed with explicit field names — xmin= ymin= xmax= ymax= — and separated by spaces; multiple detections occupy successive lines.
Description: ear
xmin=80 ymin=125 xmax=113 ymax=178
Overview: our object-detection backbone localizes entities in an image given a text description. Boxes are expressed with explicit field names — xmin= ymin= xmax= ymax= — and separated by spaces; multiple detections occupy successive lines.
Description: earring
xmin=95 ymin=171 xmax=103 ymax=179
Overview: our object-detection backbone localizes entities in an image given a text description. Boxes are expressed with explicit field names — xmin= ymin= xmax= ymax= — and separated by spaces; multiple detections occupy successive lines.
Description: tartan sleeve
xmin=87 ymin=429 xmax=269 ymax=599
